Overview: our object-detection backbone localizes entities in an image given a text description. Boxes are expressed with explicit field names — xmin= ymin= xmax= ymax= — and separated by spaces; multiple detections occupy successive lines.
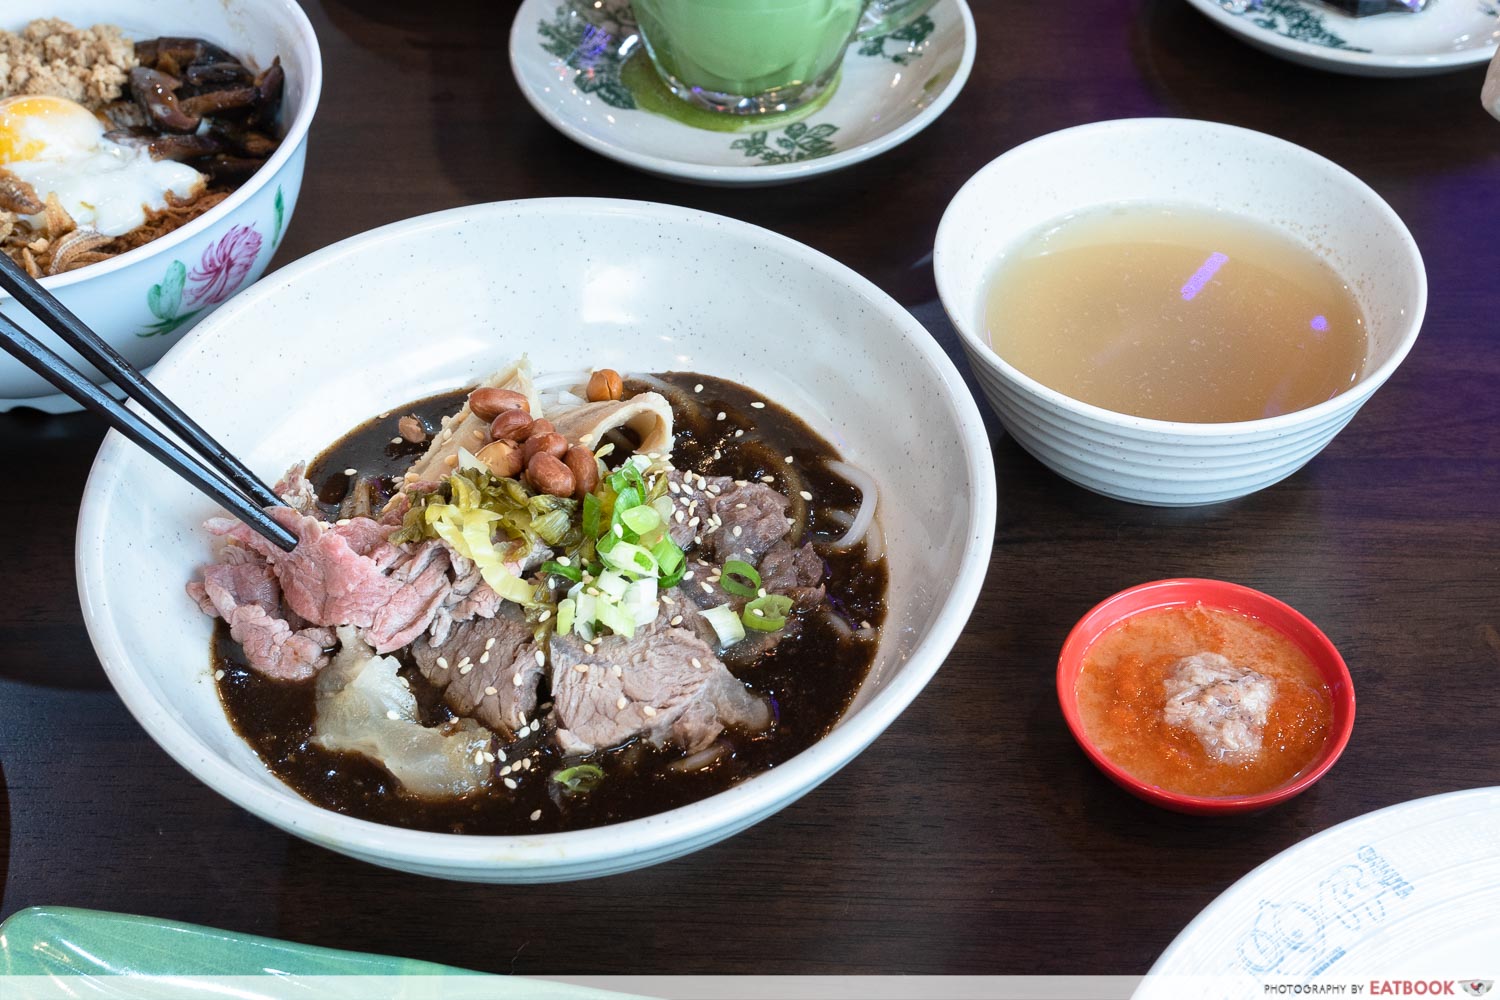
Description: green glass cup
xmin=631 ymin=0 xmax=937 ymax=116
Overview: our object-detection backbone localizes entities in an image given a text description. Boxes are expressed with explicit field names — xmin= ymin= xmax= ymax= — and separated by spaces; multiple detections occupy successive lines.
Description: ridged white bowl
xmin=934 ymin=118 xmax=1426 ymax=507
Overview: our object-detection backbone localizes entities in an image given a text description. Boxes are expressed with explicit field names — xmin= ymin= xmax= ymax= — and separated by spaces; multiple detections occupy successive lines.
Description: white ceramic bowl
xmin=0 ymin=0 xmax=321 ymax=411
xmin=75 ymin=198 xmax=997 ymax=883
xmin=934 ymin=118 xmax=1426 ymax=507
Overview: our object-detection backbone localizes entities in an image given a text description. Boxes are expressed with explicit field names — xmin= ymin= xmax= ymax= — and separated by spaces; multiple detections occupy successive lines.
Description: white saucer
xmin=1141 ymin=787 xmax=1500 ymax=997
xmin=508 ymin=0 xmax=975 ymax=185
xmin=1183 ymin=0 xmax=1500 ymax=76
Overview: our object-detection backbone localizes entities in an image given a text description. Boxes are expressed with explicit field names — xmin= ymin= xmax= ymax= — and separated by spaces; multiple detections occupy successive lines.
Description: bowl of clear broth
xmin=74 ymin=198 xmax=996 ymax=882
xmin=1057 ymin=579 xmax=1355 ymax=814
xmin=933 ymin=118 xmax=1426 ymax=506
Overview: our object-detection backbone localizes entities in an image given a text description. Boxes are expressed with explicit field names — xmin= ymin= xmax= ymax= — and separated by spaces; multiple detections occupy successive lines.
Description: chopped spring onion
xmin=595 ymin=598 xmax=637 ymax=638
xmin=652 ymin=538 xmax=685 ymax=580
xmin=595 ymin=570 xmax=630 ymax=601
xmin=619 ymin=504 xmax=662 ymax=537
xmin=552 ymin=763 xmax=605 ymax=792
xmin=556 ymin=598 xmax=576 ymax=634
xmin=600 ymin=540 xmax=658 ymax=577
xmin=720 ymin=559 xmax=761 ymax=598
xmin=541 ymin=560 xmax=582 ymax=583
xmin=743 ymin=594 xmax=794 ymax=632
xmin=702 ymin=604 xmax=746 ymax=647
xmin=623 ymin=577 xmax=658 ymax=627
xmin=582 ymin=493 xmax=602 ymax=539
xmin=572 ymin=592 xmax=598 ymax=639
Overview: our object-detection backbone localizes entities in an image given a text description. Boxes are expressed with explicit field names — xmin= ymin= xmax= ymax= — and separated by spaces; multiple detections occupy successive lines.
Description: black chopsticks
xmin=0 ymin=255 xmax=296 ymax=552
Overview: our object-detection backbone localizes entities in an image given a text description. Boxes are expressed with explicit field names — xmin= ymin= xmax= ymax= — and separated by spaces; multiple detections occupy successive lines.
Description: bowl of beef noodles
xmin=76 ymin=198 xmax=996 ymax=882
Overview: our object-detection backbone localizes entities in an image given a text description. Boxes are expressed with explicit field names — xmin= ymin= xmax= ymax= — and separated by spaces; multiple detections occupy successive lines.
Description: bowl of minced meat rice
xmin=0 ymin=1 xmax=321 ymax=411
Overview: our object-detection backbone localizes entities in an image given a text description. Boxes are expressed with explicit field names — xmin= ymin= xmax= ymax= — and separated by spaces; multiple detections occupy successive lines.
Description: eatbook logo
xmin=1461 ymin=983 xmax=1493 ymax=997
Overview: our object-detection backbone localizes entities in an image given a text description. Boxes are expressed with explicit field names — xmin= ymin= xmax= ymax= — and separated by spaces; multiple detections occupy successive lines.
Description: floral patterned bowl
xmin=0 ymin=0 xmax=322 ymax=411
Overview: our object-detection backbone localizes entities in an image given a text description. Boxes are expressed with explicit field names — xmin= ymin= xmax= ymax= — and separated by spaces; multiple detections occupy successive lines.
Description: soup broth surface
xmin=984 ymin=204 xmax=1367 ymax=423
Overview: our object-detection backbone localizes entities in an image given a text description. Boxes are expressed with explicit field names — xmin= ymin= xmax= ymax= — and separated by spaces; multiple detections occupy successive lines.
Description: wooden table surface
xmin=2 ymin=0 xmax=1498 ymax=978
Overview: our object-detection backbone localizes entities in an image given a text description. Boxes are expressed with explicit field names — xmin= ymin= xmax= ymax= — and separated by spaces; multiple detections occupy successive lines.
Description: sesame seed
xmin=784 ymin=455 xmax=794 ymax=464
xmin=861 ymin=620 xmax=872 ymax=629
xmin=557 ymin=556 xmax=571 ymax=567
xmin=386 ymin=710 xmax=400 ymax=720
xmin=521 ymin=758 xmax=532 ymax=771
xmin=485 ymin=637 xmax=497 ymax=650
xmin=752 ymin=608 xmax=764 ymax=617
xmin=575 ymin=663 xmax=590 ymax=673
xmin=694 ymin=383 xmax=704 ymax=392
xmin=691 ymin=657 xmax=702 ymax=670
xmin=735 ymin=503 xmax=747 ymax=510
xmin=472 ymin=429 xmax=484 ymax=439
xmin=584 ymin=643 xmax=595 ymax=655
xmin=504 ymin=777 xmax=518 ymax=790
xmin=517 ymin=724 xmax=531 ymax=738
xmin=675 ymin=510 xmax=685 ymax=524
xmin=437 ymin=656 xmax=449 ymax=670
xmin=750 ymin=401 xmax=766 ymax=409
xmin=459 ymin=664 xmax=473 ymax=675
xmin=670 ymin=615 xmax=683 ymax=626
xmin=716 ymin=411 xmax=726 ymax=421
xmin=378 ymin=412 xmax=391 ymax=419
xmin=500 ymin=764 xmax=512 ymax=776
xmin=213 ymin=669 xmax=225 ymax=681
xmin=538 ymin=609 xmax=551 ymax=622
xmin=643 ymin=705 xmax=657 ymax=717
xmin=761 ymin=475 xmax=775 ymax=483
xmin=683 ymin=571 xmax=695 ymax=580
xmin=390 ymin=436 xmax=403 ymax=445
xmin=616 ymin=696 xmax=628 ymax=710
xmin=479 ymin=652 xmax=490 ymax=664
xmin=343 ymin=467 xmax=357 ymax=476
xmin=668 ymin=480 xmax=681 ymax=494
xmin=513 ymin=673 xmax=523 ymax=686
xmin=689 ymin=516 xmax=700 ymax=527
xmin=713 ymin=450 xmax=722 ymax=460
xmin=701 ymin=582 xmax=714 ymax=594
xmin=694 ymin=535 xmax=703 ymax=545
xmin=800 ymin=490 xmax=813 ymax=501
xmin=734 ymin=429 xmax=744 ymax=438
xmin=732 ymin=525 xmax=743 ymax=538
xmin=757 ymin=588 xmax=767 ymax=598
xmin=707 ymin=485 xmax=721 ymax=495
xmin=531 ymin=809 xmax=542 ymax=822
xmin=612 ymin=665 xmax=623 ymax=677
xmin=535 ymin=650 xmax=546 ymax=666
xmin=662 ymin=594 xmax=675 ymax=604
xmin=483 ymin=751 xmax=496 ymax=763
xmin=474 ymin=750 xmax=485 ymax=765
xmin=498 ymin=749 xmax=507 ymax=762
xmin=485 ymin=686 xmax=497 ymax=696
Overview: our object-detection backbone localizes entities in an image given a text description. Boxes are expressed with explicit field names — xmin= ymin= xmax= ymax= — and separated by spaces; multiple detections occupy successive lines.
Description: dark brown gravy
xmin=213 ymin=373 xmax=887 ymax=834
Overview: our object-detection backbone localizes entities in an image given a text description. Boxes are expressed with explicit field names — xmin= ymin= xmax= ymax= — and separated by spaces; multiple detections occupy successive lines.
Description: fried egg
xmin=0 ymin=94 xmax=205 ymax=238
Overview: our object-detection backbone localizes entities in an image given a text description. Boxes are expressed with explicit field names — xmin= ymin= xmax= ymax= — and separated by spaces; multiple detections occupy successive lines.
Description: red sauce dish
xmin=1057 ymin=579 xmax=1355 ymax=815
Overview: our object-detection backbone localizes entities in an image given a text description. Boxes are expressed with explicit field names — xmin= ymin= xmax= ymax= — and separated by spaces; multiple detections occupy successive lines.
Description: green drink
xmin=632 ymin=0 xmax=865 ymax=115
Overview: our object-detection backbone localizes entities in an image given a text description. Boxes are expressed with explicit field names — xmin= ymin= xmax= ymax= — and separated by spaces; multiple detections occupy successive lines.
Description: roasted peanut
xmin=526 ymin=452 xmax=575 ymax=498
xmin=523 ymin=431 xmax=568 ymax=463
xmin=397 ymin=415 xmax=426 ymax=444
xmin=468 ymin=387 xmax=530 ymax=421
xmin=523 ymin=418 xmax=555 ymax=440
xmin=476 ymin=439 xmax=524 ymax=479
xmin=587 ymin=369 xmax=623 ymax=402
xmin=565 ymin=445 xmax=600 ymax=498
xmin=489 ymin=408 xmax=533 ymax=442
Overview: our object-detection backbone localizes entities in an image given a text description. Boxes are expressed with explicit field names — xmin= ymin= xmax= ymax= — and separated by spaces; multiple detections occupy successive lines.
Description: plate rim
xmin=506 ymin=0 xmax=977 ymax=185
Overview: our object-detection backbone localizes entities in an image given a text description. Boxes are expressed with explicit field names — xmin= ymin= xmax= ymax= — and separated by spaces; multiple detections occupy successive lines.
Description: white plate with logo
xmin=1183 ymin=0 xmax=1500 ymax=76
xmin=508 ymin=0 xmax=975 ymax=185
xmin=1140 ymin=787 xmax=1500 ymax=998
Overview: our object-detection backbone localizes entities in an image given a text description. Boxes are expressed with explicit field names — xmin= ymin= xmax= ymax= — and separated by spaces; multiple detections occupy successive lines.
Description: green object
xmin=632 ymin=0 xmax=862 ymax=111
xmin=552 ymin=763 xmax=607 ymax=792
xmin=720 ymin=559 xmax=761 ymax=597
xmin=743 ymin=593 xmax=794 ymax=631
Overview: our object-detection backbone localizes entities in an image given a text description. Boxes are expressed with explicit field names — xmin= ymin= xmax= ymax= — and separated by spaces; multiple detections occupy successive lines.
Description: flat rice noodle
xmin=404 ymin=359 xmax=540 ymax=484
xmin=545 ymin=391 xmax=674 ymax=457
xmin=312 ymin=627 xmax=492 ymax=798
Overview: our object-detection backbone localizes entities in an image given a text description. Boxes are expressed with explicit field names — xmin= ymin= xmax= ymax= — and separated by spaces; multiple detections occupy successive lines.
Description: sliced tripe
xmin=404 ymin=358 xmax=540 ymax=484
xmin=546 ymin=391 xmax=674 ymax=457
xmin=312 ymin=627 xmax=492 ymax=797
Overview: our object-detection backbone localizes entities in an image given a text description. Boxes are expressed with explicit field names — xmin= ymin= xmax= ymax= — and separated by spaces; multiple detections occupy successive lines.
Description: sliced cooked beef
xmin=411 ymin=604 xmax=542 ymax=737
xmin=704 ymin=481 xmax=793 ymax=564
xmin=188 ymin=557 xmax=332 ymax=680
xmin=667 ymin=540 xmax=826 ymax=668
xmin=548 ymin=615 xmax=770 ymax=755
xmin=364 ymin=541 xmax=452 ymax=653
xmin=756 ymin=540 xmax=826 ymax=606
xmin=664 ymin=469 xmax=734 ymax=550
